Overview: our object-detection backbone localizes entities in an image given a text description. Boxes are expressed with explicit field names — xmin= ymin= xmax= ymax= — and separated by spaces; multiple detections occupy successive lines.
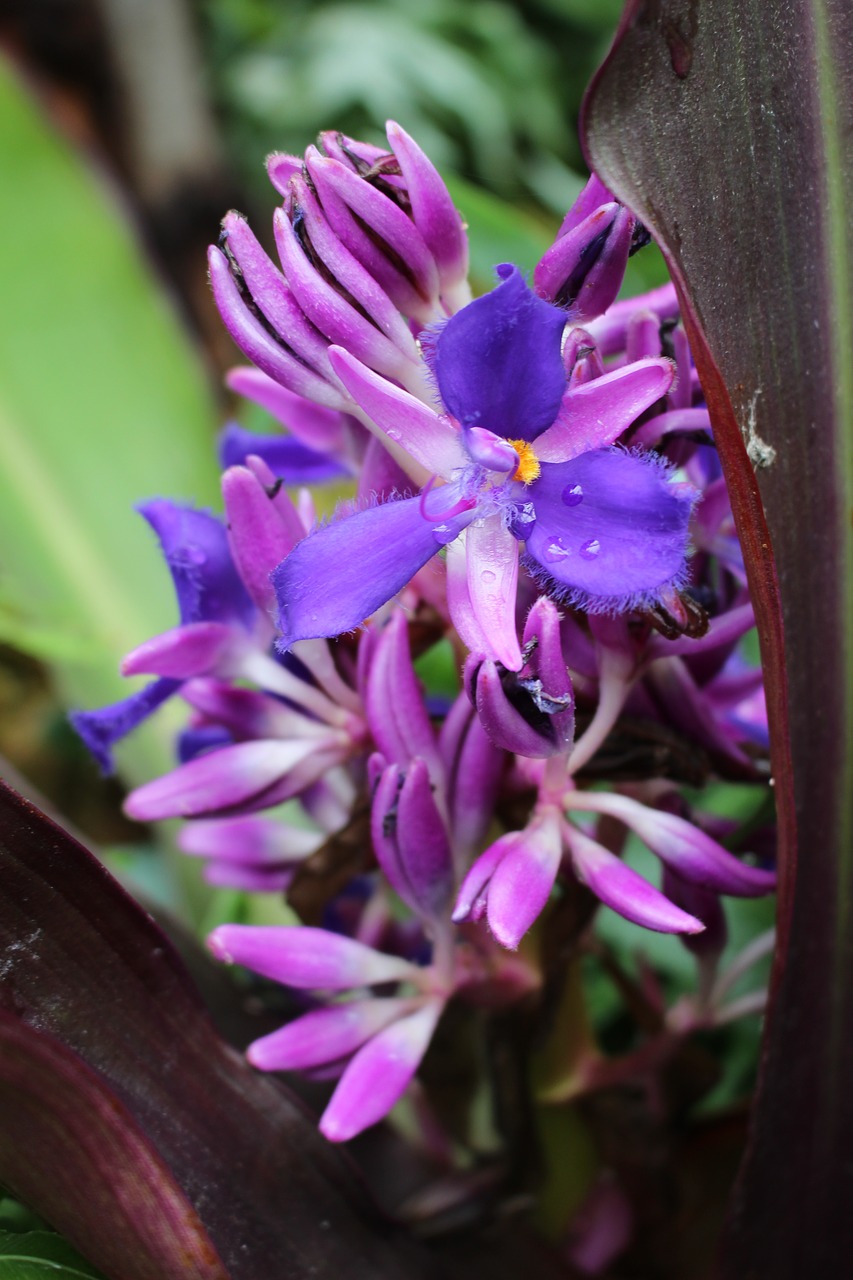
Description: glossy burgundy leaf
xmin=583 ymin=2 xmax=853 ymax=1271
xmin=0 ymin=1013 xmax=227 ymax=1280
xmin=0 ymin=781 xmax=441 ymax=1279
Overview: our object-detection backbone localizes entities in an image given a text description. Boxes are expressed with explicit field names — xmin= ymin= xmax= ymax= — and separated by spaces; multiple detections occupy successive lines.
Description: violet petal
xmin=431 ymin=265 xmax=567 ymax=442
xmin=523 ymin=449 xmax=695 ymax=610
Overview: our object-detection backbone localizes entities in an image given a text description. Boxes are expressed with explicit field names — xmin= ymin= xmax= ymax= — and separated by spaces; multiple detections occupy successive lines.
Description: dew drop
xmin=480 ymin=569 xmax=497 ymax=584
xmin=386 ymin=428 xmax=402 ymax=441
xmin=433 ymin=523 xmax=455 ymax=546
xmin=514 ymin=501 xmax=536 ymax=526
xmin=186 ymin=546 xmax=206 ymax=565
xmin=562 ymin=483 xmax=584 ymax=507
xmin=544 ymin=537 xmax=571 ymax=562
xmin=579 ymin=538 xmax=601 ymax=560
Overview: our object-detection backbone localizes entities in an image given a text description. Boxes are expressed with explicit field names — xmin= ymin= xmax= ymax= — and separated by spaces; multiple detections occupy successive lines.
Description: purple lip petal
xmin=463 ymin=518 xmax=522 ymax=671
xmin=319 ymin=1000 xmax=443 ymax=1142
xmin=69 ymin=677 xmax=181 ymax=775
xmin=121 ymin=621 xmax=241 ymax=680
xmin=583 ymin=795 xmax=777 ymax=897
xmin=124 ymin=739 xmax=324 ymax=821
xmin=274 ymin=495 xmax=451 ymax=647
xmin=247 ymin=997 xmax=416 ymax=1072
xmin=328 ymin=346 xmax=463 ymax=478
xmin=386 ymin=121 xmax=469 ymax=292
xmin=219 ymin=425 xmax=349 ymax=484
xmin=207 ymin=245 xmax=345 ymax=410
xmin=137 ymin=499 xmax=254 ymax=629
xmin=222 ymin=465 xmax=304 ymax=613
xmin=431 ymin=265 xmax=567 ymax=443
xmin=308 ymin=153 xmax=440 ymax=304
xmin=178 ymin=814 xmax=324 ymax=864
xmin=207 ymin=924 xmax=418 ymax=989
xmin=522 ymin=449 xmax=696 ymax=611
xmin=566 ymin=824 xmax=705 ymax=934
xmin=535 ymin=358 xmax=675 ymax=462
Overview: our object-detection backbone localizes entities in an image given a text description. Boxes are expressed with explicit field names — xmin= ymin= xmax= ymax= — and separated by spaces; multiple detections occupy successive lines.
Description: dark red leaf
xmin=583 ymin=2 xmax=853 ymax=1271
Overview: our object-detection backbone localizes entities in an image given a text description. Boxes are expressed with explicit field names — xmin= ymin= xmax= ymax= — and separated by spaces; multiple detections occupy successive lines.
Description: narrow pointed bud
xmin=465 ymin=610 xmax=574 ymax=760
xmin=566 ymin=823 xmax=705 ymax=934
xmin=266 ymin=151 xmax=302 ymax=196
xmin=534 ymin=203 xmax=634 ymax=321
xmin=319 ymin=999 xmax=443 ymax=1141
xmin=208 ymin=924 xmax=420 ymax=988
xmin=276 ymin=185 xmax=419 ymax=373
xmin=124 ymin=738 xmax=326 ymax=820
xmin=386 ymin=120 xmax=469 ymax=294
xmin=453 ymin=811 xmax=563 ymax=949
xmin=178 ymin=814 xmax=325 ymax=865
xmin=226 ymin=366 xmax=353 ymax=457
xmin=365 ymin=612 xmax=442 ymax=783
xmin=220 ymin=212 xmax=338 ymax=380
xmin=247 ymin=997 xmax=418 ymax=1072
xmin=371 ymin=759 xmax=453 ymax=920
xmin=304 ymin=147 xmax=434 ymax=322
xmin=121 ymin=621 xmax=242 ymax=680
xmin=208 ymin=245 xmax=344 ymax=409
xmin=440 ymin=692 xmax=505 ymax=859
xmin=306 ymin=152 xmax=440 ymax=305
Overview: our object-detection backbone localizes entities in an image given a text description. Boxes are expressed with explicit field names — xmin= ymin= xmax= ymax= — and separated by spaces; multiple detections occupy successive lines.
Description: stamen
xmin=506 ymin=439 xmax=541 ymax=485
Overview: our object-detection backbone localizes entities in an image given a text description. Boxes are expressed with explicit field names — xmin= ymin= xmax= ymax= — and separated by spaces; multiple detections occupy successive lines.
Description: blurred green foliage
xmin=201 ymin=0 xmax=622 ymax=216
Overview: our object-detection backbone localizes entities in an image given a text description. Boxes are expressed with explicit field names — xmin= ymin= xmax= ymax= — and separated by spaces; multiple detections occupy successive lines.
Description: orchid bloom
xmin=274 ymin=265 xmax=697 ymax=670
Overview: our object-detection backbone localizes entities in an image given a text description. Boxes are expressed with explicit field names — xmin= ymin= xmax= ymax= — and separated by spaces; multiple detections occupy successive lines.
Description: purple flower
xmin=208 ymin=923 xmax=446 ymax=1141
xmin=274 ymin=265 xmax=696 ymax=668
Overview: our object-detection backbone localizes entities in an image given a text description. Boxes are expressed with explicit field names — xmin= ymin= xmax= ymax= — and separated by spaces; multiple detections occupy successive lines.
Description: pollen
xmin=507 ymin=440 xmax=541 ymax=485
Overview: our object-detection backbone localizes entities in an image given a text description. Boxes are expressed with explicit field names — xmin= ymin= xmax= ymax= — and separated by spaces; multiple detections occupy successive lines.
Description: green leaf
xmin=0 ymin=57 xmax=221 ymax=783
xmin=0 ymin=1231 xmax=105 ymax=1279
xmin=443 ymin=175 xmax=554 ymax=286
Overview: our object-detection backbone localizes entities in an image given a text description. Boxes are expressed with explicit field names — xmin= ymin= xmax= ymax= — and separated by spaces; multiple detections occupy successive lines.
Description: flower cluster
xmin=74 ymin=124 xmax=774 ymax=1147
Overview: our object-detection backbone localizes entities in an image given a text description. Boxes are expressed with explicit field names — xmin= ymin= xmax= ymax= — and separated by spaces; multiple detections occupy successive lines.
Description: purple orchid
xmin=274 ymin=265 xmax=697 ymax=670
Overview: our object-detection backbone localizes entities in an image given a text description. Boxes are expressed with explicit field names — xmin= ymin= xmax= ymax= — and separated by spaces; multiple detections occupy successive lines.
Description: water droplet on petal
xmin=480 ymin=569 xmax=497 ymax=584
xmin=386 ymin=429 xmax=402 ymax=441
xmin=186 ymin=546 xmax=207 ymax=565
xmin=514 ymin=501 xmax=537 ymax=526
xmin=580 ymin=538 xmax=601 ymax=560
xmin=432 ymin=523 xmax=455 ymax=546
xmin=562 ymin=483 xmax=584 ymax=507
xmin=544 ymin=538 xmax=571 ymax=562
